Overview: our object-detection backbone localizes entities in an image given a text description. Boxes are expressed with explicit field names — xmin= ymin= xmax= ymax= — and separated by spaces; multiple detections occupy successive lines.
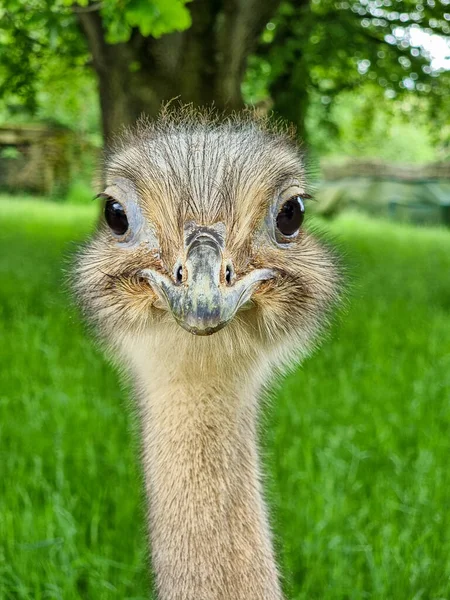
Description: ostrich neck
xmin=133 ymin=342 xmax=283 ymax=600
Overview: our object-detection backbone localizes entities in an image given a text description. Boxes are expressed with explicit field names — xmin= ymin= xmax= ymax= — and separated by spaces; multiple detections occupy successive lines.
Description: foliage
xmin=245 ymin=0 xmax=450 ymax=144
xmin=0 ymin=146 xmax=21 ymax=159
xmin=0 ymin=1 xmax=86 ymax=115
xmin=306 ymin=84 xmax=445 ymax=161
xmin=0 ymin=0 xmax=190 ymax=124
xmin=100 ymin=0 xmax=191 ymax=42
xmin=1 ymin=0 xmax=449 ymax=160
xmin=0 ymin=0 xmax=99 ymax=136
xmin=1 ymin=196 xmax=450 ymax=598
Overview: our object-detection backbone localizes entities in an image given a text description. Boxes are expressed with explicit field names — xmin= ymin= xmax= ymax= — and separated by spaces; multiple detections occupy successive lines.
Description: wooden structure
xmin=0 ymin=125 xmax=73 ymax=194
xmin=321 ymin=159 xmax=450 ymax=183
xmin=316 ymin=159 xmax=450 ymax=226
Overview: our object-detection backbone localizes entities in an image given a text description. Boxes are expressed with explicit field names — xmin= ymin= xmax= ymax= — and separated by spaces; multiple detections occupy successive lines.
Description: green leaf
xmin=125 ymin=0 xmax=191 ymax=38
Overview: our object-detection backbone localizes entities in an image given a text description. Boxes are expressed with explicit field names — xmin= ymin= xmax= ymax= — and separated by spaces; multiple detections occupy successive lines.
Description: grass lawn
xmin=1 ymin=195 xmax=449 ymax=599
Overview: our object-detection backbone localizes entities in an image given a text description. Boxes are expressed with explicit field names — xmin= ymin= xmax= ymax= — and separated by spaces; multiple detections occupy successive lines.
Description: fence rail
xmin=321 ymin=159 xmax=450 ymax=182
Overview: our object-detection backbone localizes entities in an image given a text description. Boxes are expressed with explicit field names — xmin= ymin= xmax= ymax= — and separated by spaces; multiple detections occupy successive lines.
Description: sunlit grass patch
xmin=0 ymin=197 xmax=449 ymax=599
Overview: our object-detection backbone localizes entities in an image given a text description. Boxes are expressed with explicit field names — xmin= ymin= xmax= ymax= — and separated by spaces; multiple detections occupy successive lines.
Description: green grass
xmin=1 ymin=195 xmax=449 ymax=599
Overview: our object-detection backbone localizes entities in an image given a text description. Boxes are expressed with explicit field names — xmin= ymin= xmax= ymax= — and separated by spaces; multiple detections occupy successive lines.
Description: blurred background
xmin=0 ymin=1 xmax=449 ymax=599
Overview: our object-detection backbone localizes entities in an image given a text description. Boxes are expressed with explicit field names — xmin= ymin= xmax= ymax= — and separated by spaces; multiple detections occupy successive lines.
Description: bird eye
xmin=104 ymin=199 xmax=129 ymax=236
xmin=276 ymin=196 xmax=305 ymax=238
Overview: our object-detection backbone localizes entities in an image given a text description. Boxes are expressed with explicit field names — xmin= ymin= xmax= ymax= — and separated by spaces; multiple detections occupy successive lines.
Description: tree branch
xmin=71 ymin=2 xmax=103 ymax=14
xmin=75 ymin=9 xmax=108 ymax=72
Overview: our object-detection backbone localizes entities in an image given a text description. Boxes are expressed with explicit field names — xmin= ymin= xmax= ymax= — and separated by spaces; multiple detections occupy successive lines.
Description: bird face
xmin=140 ymin=218 xmax=274 ymax=336
xmin=75 ymin=113 xmax=339 ymax=368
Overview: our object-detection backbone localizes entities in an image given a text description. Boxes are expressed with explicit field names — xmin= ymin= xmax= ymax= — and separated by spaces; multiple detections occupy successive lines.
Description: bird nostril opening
xmin=175 ymin=265 xmax=183 ymax=284
xmin=225 ymin=264 xmax=233 ymax=286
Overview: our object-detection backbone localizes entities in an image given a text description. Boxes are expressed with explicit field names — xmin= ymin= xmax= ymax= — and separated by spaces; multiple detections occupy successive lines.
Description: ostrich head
xmin=75 ymin=109 xmax=339 ymax=380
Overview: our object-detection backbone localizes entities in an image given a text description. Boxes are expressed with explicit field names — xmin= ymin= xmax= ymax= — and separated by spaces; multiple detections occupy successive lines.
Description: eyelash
xmin=95 ymin=193 xmax=115 ymax=202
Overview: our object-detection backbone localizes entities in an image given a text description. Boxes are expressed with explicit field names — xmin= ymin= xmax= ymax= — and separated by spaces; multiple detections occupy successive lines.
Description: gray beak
xmin=140 ymin=224 xmax=273 ymax=336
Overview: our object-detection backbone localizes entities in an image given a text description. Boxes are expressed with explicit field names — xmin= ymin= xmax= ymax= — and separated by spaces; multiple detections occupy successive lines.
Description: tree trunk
xmin=77 ymin=0 xmax=282 ymax=142
xmin=265 ymin=0 xmax=312 ymax=143
xmin=269 ymin=58 xmax=310 ymax=143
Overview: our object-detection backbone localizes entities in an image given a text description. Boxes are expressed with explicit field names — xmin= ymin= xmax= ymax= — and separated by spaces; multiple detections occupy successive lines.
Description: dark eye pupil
xmin=276 ymin=197 xmax=305 ymax=237
xmin=104 ymin=199 xmax=128 ymax=235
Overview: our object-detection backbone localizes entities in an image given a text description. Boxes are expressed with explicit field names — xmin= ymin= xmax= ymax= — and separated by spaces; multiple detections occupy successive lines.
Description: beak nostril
xmin=140 ymin=264 xmax=274 ymax=333
xmin=175 ymin=265 xmax=183 ymax=284
xmin=225 ymin=264 xmax=233 ymax=286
